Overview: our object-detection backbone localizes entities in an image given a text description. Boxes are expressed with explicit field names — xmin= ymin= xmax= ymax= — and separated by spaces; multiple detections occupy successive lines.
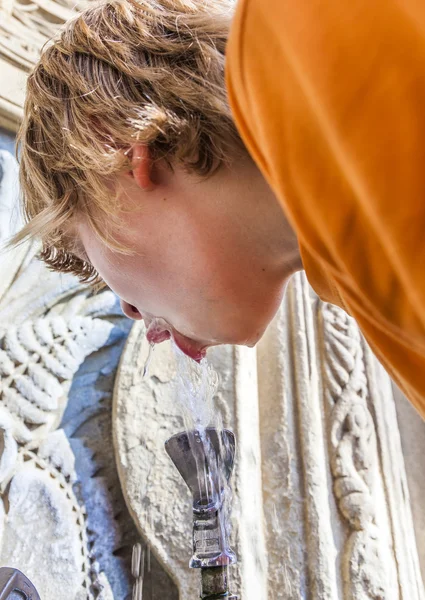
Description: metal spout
xmin=165 ymin=429 xmax=234 ymax=512
xmin=165 ymin=428 xmax=238 ymax=599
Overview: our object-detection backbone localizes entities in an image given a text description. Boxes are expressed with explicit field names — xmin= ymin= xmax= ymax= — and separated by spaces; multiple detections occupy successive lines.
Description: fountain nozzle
xmin=165 ymin=428 xmax=238 ymax=599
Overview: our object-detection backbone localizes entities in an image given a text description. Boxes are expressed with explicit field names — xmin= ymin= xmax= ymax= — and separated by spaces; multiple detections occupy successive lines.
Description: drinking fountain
xmin=165 ymin=428 xmax=238 ymax=600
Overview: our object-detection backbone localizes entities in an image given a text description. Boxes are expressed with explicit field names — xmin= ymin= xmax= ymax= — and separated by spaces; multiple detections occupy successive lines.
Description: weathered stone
xmin=0 ymin=445 xmax=94 ymax=600
xmin=394 ymin=386 xmax=425 ymax=585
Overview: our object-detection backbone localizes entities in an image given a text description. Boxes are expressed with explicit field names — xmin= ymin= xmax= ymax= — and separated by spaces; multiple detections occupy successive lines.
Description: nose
xmin=120 ymin=300 xmax=143 ymax=321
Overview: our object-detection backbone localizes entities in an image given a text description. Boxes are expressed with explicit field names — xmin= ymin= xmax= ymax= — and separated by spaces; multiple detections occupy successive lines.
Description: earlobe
xmin=131 ymin=144 xmax=155 ymax=191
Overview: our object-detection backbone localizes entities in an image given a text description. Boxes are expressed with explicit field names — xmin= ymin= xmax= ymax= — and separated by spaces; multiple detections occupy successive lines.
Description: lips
xmin=171 ymin=329 xmax=207 ymax=363
xmin=145 ymin=317 xmax=207 ymax=362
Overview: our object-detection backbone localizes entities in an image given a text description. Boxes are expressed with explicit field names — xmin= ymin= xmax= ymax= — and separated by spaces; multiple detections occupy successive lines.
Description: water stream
xmin=142 ymin=342 xmax=155 ymax=379
xmin=171 ymin=344 xmax=234 ymax=572
xmin=135 ymin=335 xmax=235 ymax=599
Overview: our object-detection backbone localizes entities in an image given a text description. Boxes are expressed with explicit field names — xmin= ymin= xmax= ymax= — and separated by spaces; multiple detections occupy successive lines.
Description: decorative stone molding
xmin=256 ymin=274 xmax=423 ymax=599
xmin=257 ymin=274 xmax=339 ymax=599
xmin=320 ymin=303 xmax=396 ymax=599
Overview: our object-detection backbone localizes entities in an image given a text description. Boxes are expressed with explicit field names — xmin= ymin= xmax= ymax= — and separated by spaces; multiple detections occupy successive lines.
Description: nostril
xmin=120 ymin=300 xmax=143 ymax=320
xmin=130 ymin=305 xmax=143 ymax=319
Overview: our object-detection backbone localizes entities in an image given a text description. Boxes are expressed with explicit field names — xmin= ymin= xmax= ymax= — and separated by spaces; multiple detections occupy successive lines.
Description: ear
xmin=130 ymin=144 xmax=155 ymax=191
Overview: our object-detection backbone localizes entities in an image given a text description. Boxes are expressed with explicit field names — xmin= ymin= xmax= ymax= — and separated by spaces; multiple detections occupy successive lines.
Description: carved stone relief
xmin=257 ymin=274 xmax=423 ymax=600
xmin=320 ymin=303 xmax=397 ymax=599
xmin=0 ymin=149 xmax=179 ymax=599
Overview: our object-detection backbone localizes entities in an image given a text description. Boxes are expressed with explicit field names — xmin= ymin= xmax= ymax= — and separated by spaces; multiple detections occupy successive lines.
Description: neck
xmin=237 ymin=157 xmax=303 ymax=280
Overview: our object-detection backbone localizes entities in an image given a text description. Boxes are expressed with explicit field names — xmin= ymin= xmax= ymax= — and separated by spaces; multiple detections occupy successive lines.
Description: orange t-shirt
xmin=226 ymin=0 xmax=425 ymax=417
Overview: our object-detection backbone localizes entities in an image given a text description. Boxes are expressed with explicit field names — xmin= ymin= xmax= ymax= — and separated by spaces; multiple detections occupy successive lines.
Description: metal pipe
xmin=200 ymin=566 xmax=237 ymax=599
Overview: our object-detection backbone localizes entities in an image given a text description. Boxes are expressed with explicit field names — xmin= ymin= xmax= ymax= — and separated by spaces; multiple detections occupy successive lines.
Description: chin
xmin=196 ymin=300 xmax=281 ymax=349
xmin=224 ymin=320 xmax=269 ymax=348
xmin=234 ymin=304 xmax=282 ymax=348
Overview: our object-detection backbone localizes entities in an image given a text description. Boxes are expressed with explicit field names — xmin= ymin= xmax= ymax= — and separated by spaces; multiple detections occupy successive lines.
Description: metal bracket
xmin=0 ymin=568 xmax=40 ymax=600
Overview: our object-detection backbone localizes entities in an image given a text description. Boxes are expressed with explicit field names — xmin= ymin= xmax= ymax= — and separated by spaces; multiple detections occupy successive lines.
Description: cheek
xmin=160 ymin=238 xmax=237 ymax=304
xmin=126 ymin=202 xmax=242 ymax=305
xmin=81 ymin=209 xmax=258 ymax=339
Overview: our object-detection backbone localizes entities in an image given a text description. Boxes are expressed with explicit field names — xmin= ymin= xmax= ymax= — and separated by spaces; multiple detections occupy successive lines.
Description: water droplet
xmin=142 ymin=342 xmax=155 ymax=379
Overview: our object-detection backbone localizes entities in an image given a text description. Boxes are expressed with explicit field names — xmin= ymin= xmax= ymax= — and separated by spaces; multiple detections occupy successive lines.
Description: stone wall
xmin=394 ymin=386 xmax=425 ymax=585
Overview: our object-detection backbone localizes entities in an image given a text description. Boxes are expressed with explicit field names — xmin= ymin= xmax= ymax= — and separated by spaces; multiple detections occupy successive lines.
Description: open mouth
xmin=145 ymin=317 xmax=207 ymax=362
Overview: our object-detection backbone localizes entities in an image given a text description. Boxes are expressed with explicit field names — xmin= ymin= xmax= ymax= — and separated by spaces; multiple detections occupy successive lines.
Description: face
xmin=76 ymin=150 xmax=301 ymax=360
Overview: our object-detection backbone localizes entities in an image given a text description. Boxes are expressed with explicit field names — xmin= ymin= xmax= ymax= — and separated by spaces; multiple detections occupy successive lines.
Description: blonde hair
xmin=13 ymin=0 xmax=243 ymax=283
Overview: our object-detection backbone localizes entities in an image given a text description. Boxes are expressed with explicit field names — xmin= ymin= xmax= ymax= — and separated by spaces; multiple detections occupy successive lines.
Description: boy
xmin=13 ymin=0 xmax=425 ymax=417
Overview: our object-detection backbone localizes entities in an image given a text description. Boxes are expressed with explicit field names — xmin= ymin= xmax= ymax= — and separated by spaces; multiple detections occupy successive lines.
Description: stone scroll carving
xmin=320 ymin=303 xmax=395 ymax=599
xmin=0 ymin=313 xmax=114 ymax=454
